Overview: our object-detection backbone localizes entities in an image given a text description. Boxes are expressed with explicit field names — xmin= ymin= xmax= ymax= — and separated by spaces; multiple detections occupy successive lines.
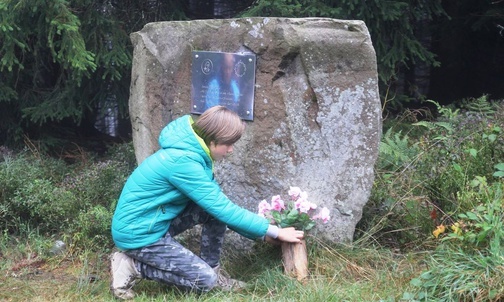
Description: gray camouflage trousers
xmin=124 ymin=201 xmax=226 ymax=293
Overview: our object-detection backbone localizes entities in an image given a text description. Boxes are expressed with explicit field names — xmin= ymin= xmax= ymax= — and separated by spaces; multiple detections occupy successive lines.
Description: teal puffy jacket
xmin=111 ymin=115 xmax=269 ymax=250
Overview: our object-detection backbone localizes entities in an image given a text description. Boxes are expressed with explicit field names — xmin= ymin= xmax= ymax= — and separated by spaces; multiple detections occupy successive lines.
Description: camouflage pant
xmin=125 ymin=201 xmax=226 ymax=292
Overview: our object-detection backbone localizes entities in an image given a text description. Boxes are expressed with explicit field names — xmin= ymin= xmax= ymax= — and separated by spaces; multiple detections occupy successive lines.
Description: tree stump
xmin=281 ymin=239 xmax=308 ymax=280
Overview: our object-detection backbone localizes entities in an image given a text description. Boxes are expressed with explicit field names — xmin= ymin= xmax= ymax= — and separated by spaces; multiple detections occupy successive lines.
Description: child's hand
xmin=277 ymin=227 xmax=304 ymax=243
xmin=264 ymin=235 xmax=281 ymax=245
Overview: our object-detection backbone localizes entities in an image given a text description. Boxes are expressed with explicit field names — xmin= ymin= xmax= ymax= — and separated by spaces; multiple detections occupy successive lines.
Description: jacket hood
xmin=158 ymin=115 xmax=212 ymax=165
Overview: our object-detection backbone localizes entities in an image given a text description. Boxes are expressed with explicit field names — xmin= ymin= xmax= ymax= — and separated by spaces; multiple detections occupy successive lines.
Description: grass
xmin=0 ymin=235 xmax=425 ymax=302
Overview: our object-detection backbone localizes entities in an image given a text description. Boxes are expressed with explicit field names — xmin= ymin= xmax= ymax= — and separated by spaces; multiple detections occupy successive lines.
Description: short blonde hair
xmin=193 ymin=106 xmax=245 ymax=146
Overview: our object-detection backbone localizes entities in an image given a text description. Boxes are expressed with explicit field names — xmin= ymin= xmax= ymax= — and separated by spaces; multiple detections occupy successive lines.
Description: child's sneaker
xmin=213 ymin=265 xmax=247 ymax=291
xmin=110 ymin=252 xmax=141 ymax=300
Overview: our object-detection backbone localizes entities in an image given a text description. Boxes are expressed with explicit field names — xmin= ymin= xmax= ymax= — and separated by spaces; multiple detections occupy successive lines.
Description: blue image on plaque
xmin=191 ymin=51 xmax=256 ymax=121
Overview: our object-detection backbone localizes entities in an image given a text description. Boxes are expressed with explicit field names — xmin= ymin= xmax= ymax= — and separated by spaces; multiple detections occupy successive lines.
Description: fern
xmin=461 ymin=94 xmax=496 ymax=116
xmin=425 ymin=99 xmax=460 ymax=119
xmin=378 ymin=128 xmax=419 ymax=171
xmin=413 ymin=121 xmax=453 ymax=132
xmin=413 ymin=121 xmax=454 ymax=141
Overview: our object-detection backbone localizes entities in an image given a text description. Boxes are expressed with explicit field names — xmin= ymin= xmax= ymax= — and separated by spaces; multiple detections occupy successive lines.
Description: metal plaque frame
xmin=191 ymin=51 xmax=256 ymax=121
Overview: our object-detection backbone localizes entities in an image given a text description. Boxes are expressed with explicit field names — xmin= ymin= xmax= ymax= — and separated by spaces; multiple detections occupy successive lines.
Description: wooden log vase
xmin=281 ymin=239 xmax=309 ymax=280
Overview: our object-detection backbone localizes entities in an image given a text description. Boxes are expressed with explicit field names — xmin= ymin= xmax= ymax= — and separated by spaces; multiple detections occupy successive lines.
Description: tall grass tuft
xmin=406 ymin=246 xmax=504 ymax=301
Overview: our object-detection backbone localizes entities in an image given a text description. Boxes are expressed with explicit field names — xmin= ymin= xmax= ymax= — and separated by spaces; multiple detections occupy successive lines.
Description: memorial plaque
xmin=191 ymin=51 xmax=256 ymax=120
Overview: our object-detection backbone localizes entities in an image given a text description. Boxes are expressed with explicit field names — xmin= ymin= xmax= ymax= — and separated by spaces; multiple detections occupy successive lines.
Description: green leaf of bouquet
xmin=291 ymin=222 xmax=303 ymax=230
xmin=280 ymin=221 xmax=291 ymax=228
xmin=304 ymin=220 xmax=316 ymax=231
xmin=283 ymin=217 xmax=297 ymax=226
xmin=299 ymin=212 xmax=310 ymax=221
xmin=271 ymin=211 xmax=281 ymax=223
xmin=287 ymin=208 xmax=299 ymax=220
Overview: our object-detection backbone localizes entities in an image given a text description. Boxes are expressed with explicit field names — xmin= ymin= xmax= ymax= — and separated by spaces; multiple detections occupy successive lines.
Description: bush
xmin=436 ymin=179 xmax=503 ymax=253
xmin=359 ymin=97 xmax=504 ymax=300
xmin=418 ymin=106 xmax=503 ymax=214
xmin=12 ymin=178 xmax=79 ymax=232
xmin=0 ymin=142 xmax=136 ymax=250
xmin=0 ymin=151 xmax=71 ymax=232
xmin=358 ymin=97 xmax=504 ymax=250
xmin=406 ymin=179 xmax=503 ymax=301
xmin=71 ymin=205 xmax=115 ymax=252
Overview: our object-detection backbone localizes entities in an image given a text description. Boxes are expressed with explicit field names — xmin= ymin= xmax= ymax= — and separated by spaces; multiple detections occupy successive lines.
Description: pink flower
xmin=313 ymin=207 xmax=331 ymax=223
xmin=270 ymin=195 xmax=285 ymax=211
xmin=295 ymin=199 xmax=317 ymax=213
xmin=288 ymin=186 xmax=302 ymax=199
xmin=299 ymin=191 xmax=308 ymax=201
xmin=257 ymin=186 xmax=329 ymax=232
xmin=258 ymin=199 xmax=272 ymax=217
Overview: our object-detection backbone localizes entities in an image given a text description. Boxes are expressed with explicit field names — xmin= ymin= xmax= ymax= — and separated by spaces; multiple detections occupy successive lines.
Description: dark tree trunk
xmin=187 ymin=0 xmax=254 ymax=19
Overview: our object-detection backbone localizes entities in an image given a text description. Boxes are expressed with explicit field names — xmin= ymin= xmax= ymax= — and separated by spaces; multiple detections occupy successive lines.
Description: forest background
xmin=0 ymin=0 xmax=502 ymax=148
xmin=0 ymin=1 xmax=503 ymax=301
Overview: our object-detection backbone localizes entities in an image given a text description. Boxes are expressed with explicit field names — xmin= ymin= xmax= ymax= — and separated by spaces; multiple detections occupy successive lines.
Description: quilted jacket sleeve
xmin=166 ymin=153 xmax=269 ymax=239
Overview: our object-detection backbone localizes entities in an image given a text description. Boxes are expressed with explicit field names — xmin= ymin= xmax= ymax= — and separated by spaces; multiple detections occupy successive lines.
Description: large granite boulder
xmin=129 ymin=17 xmax=381 ymax=248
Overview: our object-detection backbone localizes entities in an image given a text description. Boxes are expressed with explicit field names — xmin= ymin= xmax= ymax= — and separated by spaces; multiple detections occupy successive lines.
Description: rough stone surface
xmin=129 ymin=17 xmax=381 ymax=251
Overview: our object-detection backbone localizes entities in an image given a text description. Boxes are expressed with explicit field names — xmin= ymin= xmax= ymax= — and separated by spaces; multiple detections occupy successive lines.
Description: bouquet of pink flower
xmin=258 ymin=186 xmax=331 ymax=231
